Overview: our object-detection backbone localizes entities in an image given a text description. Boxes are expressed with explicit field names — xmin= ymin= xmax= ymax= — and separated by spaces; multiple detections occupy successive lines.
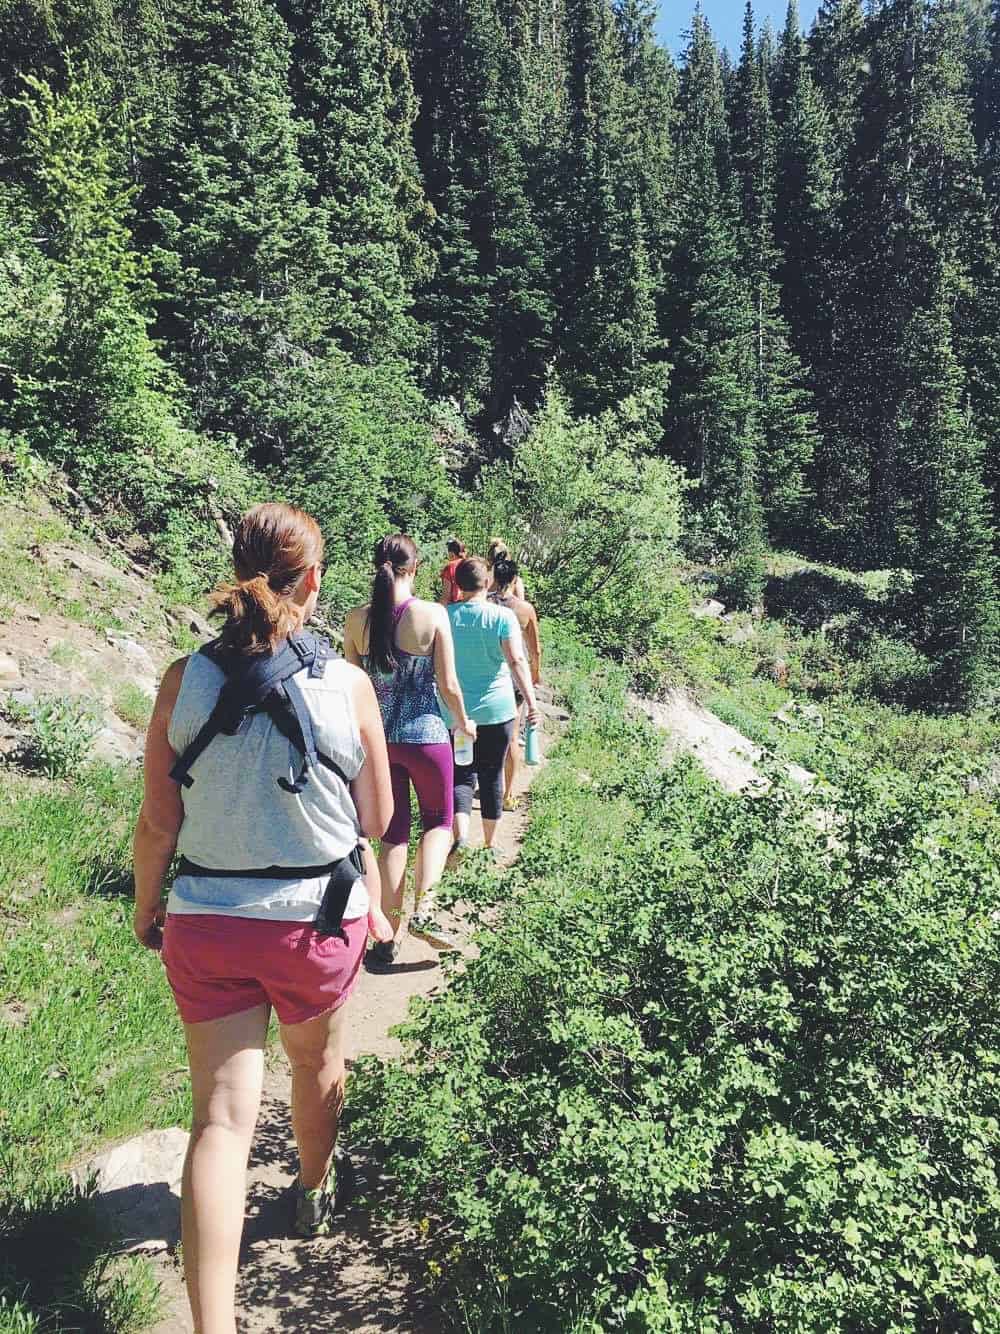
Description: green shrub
xmin=466 ymin=386 xmax=686 ymax=666
xmin=846 ymin=632 xmax=933 ymax=706
xmin=24 ymin=695 xmax=100 ymax=778
xmin=351 ymin=635 xmax=1000 ymax=1331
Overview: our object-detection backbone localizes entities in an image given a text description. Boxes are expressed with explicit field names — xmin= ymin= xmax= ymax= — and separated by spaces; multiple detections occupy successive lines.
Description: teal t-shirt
xmin=447 ymin=599 xmax=520 ymax=725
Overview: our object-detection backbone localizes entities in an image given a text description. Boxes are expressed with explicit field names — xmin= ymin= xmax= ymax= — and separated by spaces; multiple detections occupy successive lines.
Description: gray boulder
xmin=72 ymin=1127 xmax=189 ymax=1253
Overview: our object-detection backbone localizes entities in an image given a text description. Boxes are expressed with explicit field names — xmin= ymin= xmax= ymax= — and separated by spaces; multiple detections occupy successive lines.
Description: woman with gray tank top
xmin=132 ymin=503 xmax=393 ymax=1334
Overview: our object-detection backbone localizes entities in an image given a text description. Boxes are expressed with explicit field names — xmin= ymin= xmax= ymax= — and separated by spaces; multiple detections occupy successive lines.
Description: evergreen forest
xmin=2 ymin=0 xmax=999 ymax=705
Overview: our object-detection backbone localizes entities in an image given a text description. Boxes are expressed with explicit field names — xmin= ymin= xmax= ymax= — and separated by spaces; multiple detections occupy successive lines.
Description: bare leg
xmin=482 ymin=817 xmax=500 ymax=848
xmin=413 ymin=826 xmax=454 ymax=909
xmin=377 ymin=840 xmax=409 ymax=939
xmin=452 ymin=810 xmax=471 ymax=845
xmin=280 ymin=1004 xmax=348 ymax=1190
xmin=181 ymin=1003 xmax=269 ymax=1334
xmin=504 ymin=724 xmax=523 ymax=807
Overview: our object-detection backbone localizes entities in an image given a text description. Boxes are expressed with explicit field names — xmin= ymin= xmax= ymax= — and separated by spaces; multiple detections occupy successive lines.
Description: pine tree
xmin=974 ymin=0 xmax=1000 ymax=207
xmin=901 ymin=269 xmax=998 ymax=709
xmin=2 ymin=68 xmax=184 ymax=513
xmin=664 ymin=11 xmax=761 ymax=542
xmin=279 ymin=0 xmax=430 ymax=364
xmin=729 ymin=441 xmax=768 ymax=608
xmin=807 ymin=0 xmax=865 ymax=180
xmin=730 ymin=0 xmax=816 ymax=542
xmin=615 ymin=0 xmax=677 ymax=336
xmin=824 ymin=0 xmax=998 ymax=559
xmin=773 ymin=0 xmax=805 ymax=121
xmin=554 ymin=0 xmax=665 ymax=416
xmin=137 ymin=0 xmax=330 ymax=459
xmin=407 ymin=0 xmax=552 ymax=419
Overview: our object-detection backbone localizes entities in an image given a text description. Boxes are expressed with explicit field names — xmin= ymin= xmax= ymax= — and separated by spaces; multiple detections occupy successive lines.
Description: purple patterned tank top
xmin=370 ymin=598 xmax=449 ymax=745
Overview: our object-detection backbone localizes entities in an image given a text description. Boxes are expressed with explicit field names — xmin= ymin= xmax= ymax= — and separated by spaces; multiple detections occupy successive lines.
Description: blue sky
xmin=655 ymin=0 xmax=821 ymax=58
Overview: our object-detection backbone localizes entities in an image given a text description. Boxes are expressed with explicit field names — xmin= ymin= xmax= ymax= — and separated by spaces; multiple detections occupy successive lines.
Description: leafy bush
xmin=24 ymin=695 xmax=99 ymax=778
xmin=846 ymin=632 xmax=934 ymax=706
xmin=279 ymin=356 xmax=463 ymax=616
xmin=351 ymin=636 xmax=1000 ymax=1331
xmin=465 ymin=386 xmax=686 ymax=665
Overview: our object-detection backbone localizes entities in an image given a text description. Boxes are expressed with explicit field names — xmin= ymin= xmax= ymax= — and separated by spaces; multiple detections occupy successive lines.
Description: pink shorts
xmin=162 ymin=913 xmax=367 ymax=1026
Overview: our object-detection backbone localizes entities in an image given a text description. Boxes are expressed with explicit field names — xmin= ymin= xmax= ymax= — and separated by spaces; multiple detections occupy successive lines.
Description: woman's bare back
xmin=345 ymin=597 xmax=443 ymax=663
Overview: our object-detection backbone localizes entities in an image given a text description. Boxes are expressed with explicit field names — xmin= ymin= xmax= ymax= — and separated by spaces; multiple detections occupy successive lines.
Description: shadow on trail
xmin=237 ymin=1093 xmax=439 ymax=1333
xmin=363 ymin=957 xmax=439 ymax=977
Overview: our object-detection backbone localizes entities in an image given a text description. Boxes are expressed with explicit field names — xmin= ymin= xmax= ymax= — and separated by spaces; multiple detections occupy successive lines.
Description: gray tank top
xmin=166 ymin=650 xmax=368 ymax=921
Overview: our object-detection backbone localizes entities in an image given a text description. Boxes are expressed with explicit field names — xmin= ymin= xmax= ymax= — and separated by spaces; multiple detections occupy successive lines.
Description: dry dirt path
xmin=629 ymin=688 xmax=813 ymax=793
xmin=150 ymin=709 xmax=558 ymax=1334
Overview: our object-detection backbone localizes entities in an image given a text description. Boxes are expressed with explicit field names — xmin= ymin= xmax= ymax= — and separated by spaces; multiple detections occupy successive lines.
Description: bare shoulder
xmin=149 ymin=656 xmax=188 ymax=734
xmin=426 ymin=599 xmax=452 ymax=630
xmin=158 ymin=656 xmax=189 ymax=704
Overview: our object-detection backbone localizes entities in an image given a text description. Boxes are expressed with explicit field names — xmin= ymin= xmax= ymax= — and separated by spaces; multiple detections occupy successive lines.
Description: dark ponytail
xmin=491 ymin=556 xmax=519 ymax=594
xmin=366 ymin=533 xmax=418 ymax=674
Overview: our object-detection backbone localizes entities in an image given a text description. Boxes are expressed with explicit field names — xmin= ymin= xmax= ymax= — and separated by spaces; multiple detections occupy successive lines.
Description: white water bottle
xmin=454 ymin=729 xmax=474 ymax=766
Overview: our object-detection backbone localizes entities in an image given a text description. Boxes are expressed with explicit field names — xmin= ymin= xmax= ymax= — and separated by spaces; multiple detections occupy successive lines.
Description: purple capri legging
xmin=384 ymin=741 xmax=455 ymax=846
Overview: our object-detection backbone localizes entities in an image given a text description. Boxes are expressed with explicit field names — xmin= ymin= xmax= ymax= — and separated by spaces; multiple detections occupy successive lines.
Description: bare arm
xmin=524 ymin=607 xmax=542 ymax=685
xmin=350 ymin=669 xmax=393 ymax=838
xmin=438 ymin=567 xmax=452 ymax=606
xmin=431 ymin=605 xmax=476 ymax=735
xmin=133 ymin=658 xmax=187 ymax=949
xmin=502 ymin=627 xmax=539 ymax=727
xmin=343 ymin=606 xmax=368 ymax=668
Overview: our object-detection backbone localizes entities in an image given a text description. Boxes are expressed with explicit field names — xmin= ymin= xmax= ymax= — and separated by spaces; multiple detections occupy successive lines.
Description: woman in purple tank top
xmin=345 ymin=535 xmax=476 ymax=964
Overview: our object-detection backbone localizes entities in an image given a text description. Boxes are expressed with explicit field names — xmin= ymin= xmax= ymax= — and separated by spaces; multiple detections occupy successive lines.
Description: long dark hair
xmin=491 ymin=556 xmax=519 ymax=595
xmin=367 ymin=533 xmax=418 ymax=674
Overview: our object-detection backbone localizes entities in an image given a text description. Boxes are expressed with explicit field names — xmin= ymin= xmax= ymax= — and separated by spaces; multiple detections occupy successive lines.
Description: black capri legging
xmin=454 ymin=719 xmax=515 ymax=822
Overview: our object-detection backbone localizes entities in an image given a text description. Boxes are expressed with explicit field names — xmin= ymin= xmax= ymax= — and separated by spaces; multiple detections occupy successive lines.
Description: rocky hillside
xmin=0 ymin=488 xmax=212 ymax=774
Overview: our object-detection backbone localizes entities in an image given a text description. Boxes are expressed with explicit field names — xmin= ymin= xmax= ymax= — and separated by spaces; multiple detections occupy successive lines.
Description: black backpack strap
xmin=263 ymin=701 xmax=352 ymax=787
xmin=169 ymin=643 xmax=237 ymax=788
xmin=313 ymin=844 xmax=366 ymax=939
xmin=275 ymin=673 xmax=319 ymax=794
xmin=170 ymin=634 xmax=336 ymax=791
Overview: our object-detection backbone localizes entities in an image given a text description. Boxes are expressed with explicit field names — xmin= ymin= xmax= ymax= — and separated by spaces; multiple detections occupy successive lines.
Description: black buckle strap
xmin=176 ymin=844 xmax=366 ymax=941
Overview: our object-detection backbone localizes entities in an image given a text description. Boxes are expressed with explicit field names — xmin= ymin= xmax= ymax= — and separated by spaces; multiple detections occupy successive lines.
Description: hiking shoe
xmin=366 ymin=938 xmax=398 ymax=971
xmin=409 ymin=904 xmax=458 ymax=951
xmin=448 ymin=837 xmax=469 ymax=864
xmin=292 ymin=1149 xmax=355 ymax=1239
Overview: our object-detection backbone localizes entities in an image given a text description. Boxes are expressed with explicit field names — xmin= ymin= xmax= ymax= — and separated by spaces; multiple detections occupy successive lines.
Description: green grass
xmin=48 ymin=641 xmax=84 ymax=671
xmin=0 ymin=764 xmax=187 ymax=1330
xmin=668 ymin=551 xmax=1000 ymax=780
xmin=113 ymin=683 xmax=153 ymax=731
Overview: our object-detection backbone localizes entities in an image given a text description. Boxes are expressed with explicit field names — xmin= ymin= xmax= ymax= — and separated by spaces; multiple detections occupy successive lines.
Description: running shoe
xmin=366 ymin=938 xmax=398 ymax=970
xmin=409 ymin=902 xmax=458 ymax=951
xmin=292 ymin=1148 xmax=355 ymax=1238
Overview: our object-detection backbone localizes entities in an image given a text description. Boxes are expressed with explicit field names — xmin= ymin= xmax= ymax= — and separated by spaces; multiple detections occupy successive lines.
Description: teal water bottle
xmin=524 ymin=722 xmax=540 ymax=766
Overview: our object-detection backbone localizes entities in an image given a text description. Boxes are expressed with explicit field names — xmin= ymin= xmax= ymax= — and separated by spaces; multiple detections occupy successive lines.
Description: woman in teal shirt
xmin=447 ymin=557 xmax=539 ymax=849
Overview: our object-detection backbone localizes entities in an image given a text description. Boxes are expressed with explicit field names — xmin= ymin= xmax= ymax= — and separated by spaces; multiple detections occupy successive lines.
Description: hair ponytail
xmin=366 ymin=534 xmax=419 ymax=675
xmin=210 ymin=503 xmax=324 ymax=655
xmin=491 ymin=556 xmax=518 ymax=593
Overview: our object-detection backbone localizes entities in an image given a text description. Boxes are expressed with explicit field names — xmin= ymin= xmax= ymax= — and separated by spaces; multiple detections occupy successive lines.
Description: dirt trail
xmin=150 ymin=712 xmax=556 ymax=1334
xmin=630 ymin=688 xmax=812 ymax=793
